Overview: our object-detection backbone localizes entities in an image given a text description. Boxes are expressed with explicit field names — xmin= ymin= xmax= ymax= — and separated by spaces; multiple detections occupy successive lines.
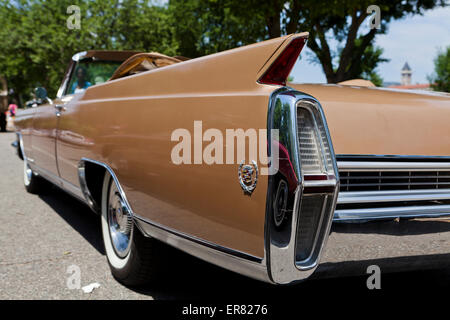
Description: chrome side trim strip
xmin=338 ymin=189 xmax=450 ymax=204
xmin=78 ymin=158 xmax=134 ymax=214
xmin=16 ymin=132 xmax=24 ymax=160
xmin=30 ymin=162 xmax=86 ymax=203
xmin=134 ymin=215 xmax=261 ymax=262
xmin=16 ymin=132 xmax=33 ymax=162
xmin=338 ymin=161 xmax=450 ymax=171
xmin=61 ymin=179 xmax=86 ymax=201
xmin=78 ymin=158 xmax=271 ymax=283
xmin=334 ymin=205 xmax=450 ymax=221
xmin=134 ymin=215 xmax=270 ymax=283
xmin=77 ymin=160 xmax=99 ymax=212
xmin=18 ymin=132 xmax=84 ymax=202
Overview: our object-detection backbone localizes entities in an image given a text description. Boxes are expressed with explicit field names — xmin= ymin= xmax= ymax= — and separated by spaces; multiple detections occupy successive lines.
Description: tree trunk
xmin=266 ymin=11 xmax=281 ymax=38
xmin=0 ymin=75 xmax=7 ymax=132
xmin=0 ymin=76 xmax=8 ymax=112
xmin=286 ymin=1 xmax=301 ymax=34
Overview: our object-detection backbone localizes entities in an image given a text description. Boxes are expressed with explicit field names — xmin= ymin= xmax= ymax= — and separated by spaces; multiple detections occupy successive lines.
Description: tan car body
xmin=292 ymin=83 xmax=450 ymax=157
xmin=14 ymin=33 xmax=450 ymax=283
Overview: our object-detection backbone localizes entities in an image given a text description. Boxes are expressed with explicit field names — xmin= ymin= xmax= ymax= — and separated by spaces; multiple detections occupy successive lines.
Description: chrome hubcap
xmin=107 ymin=183 xmax=133 ymax=258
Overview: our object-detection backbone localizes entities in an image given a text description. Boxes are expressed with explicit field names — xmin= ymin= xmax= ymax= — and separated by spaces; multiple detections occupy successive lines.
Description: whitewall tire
xmin=101 ymin=171 xmax=165 ymax=286
xmin=23 ymin=158 xmax=47 ymax=194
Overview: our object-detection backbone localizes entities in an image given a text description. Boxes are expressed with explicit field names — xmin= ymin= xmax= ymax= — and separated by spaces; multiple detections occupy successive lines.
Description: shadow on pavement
xmin=130 ymin=257 xmax=450 ymax=299
xmin=332 ymin=218 xmax=450 ymax=236
xmin=35 ymin=185 xmax=450 ymax=298
xmin=38 ymin=186 xmax=105 ymax=255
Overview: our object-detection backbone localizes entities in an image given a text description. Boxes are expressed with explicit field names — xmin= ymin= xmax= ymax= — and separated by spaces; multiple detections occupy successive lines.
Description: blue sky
xmin=290 ymin=6 xmax=450 ymax=84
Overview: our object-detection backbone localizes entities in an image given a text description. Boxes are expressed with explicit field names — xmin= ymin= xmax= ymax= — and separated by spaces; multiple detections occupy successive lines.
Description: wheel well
xmin=83 ymin=161 xmax=106 ymax=214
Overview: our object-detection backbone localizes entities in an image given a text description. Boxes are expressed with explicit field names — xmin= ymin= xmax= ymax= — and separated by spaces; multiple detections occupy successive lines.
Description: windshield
xmin=65 ymin=60 xmax=123 ymax=95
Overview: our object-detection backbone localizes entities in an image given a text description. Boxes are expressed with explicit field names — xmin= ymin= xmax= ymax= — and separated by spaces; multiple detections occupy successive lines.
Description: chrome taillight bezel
xmin=265 ymin=88 xmax=339 ymax=284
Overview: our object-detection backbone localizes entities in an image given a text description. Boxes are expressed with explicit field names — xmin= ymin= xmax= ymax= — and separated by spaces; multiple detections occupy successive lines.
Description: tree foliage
xmin=169 ymin=0 xmax=268 ymax=57
xmin=429 ymin=46 xmax=450 ymax=92
xmin=0 ymin=0 xmax=177 ymax=100
xmin=169 ymin=0 xmax=446 ymax=84
xmin=0 ymin=0 xmax=447 ymax=102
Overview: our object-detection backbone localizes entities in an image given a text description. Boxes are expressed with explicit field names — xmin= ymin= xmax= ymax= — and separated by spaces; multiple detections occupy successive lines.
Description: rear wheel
xmin=101 ymin=171 xmax=165 ymax=286
xmin=23 ymin=158 xmax=47 ymax=194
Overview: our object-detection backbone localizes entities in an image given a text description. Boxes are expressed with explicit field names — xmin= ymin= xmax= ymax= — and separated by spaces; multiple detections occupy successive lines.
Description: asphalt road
xmin=1 ymin=130 xmax=449 ymax=300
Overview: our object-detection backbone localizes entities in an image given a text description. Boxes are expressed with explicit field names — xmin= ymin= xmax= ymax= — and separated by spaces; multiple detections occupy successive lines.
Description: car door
xmin=30 ymin=97 xmax=66 ymax=183
xmin=30 ymin=62 xmax=75 ymax=184
xmin=56 ymin=59 xmax=124 ymax=189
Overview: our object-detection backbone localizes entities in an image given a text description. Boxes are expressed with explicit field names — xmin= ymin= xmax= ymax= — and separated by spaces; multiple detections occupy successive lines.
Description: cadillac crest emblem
xmin=238 ymin=160 xmax=258 ymax=194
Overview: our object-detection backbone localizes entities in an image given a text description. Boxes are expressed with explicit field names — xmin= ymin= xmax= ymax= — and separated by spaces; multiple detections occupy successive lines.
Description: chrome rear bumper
xmin=335 ymin=159 xmax=450 ymax=222
xmin=335 ymin=204 xmax=450 ymax=221
xmin=327 ymin=159 xmax=450 ymax=275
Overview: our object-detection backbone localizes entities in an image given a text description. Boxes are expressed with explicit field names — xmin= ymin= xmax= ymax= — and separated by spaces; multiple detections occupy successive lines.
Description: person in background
xmin=7 ymin=100 xmax=18 ymax=129
xmin=71 ymin=66 xmax=92 ymax=94
xmin=8 ymin=100 xmax=17 ymax=117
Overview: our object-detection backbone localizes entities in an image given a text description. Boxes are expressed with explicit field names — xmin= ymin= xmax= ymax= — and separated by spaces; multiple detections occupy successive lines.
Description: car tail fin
xmin=258 ymin=34 xmax=308 ymax=86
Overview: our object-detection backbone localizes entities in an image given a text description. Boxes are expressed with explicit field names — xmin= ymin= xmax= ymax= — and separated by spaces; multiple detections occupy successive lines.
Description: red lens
xmin=258 ymin=37 xmax=306 ymax=86
xmin=303 ymin=174 xmax=328 ymax=181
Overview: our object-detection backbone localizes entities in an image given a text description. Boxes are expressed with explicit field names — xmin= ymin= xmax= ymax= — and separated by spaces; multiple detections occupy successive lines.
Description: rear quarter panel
xmin=56 ymin=35 xmax=299 ymax=258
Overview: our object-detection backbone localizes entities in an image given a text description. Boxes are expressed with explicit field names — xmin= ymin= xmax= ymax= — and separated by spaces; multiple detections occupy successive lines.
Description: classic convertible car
xmin=14 ymin=33 xmax=450 ymax=285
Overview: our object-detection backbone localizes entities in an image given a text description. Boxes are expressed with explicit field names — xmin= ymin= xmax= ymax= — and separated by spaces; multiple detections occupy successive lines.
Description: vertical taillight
xmin=258 ymin=37 xmax=306 ymax=86
xmin=294 ymin=100 xmax=338 ymax=268
xmin=296 ymin=101 xmax=335 ymax=181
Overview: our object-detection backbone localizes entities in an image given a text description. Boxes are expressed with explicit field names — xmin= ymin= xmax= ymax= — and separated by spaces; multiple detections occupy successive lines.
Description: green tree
xmin=169 ymin=0 xmax=446 ymax=84
xmin=169 ymin=0 xmax=267 ymax=58
xmin=0 ymin=0 xmax=177 ymax=101
xmin=348 ymin=41 xmax=388 ymax=86
xmin=428 ymin=46 xmax=450 ymax=92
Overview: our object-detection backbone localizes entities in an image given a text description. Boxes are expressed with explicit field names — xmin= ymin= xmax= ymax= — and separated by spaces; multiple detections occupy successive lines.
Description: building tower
xmin=401 ymin=62 xmax=412 ymax=86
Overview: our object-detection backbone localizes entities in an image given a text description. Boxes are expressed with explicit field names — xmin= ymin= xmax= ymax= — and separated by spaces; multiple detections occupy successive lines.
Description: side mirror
xmin=35 ymin=87 xmax=48 ymax=100
xmin=34 ymin=87 xmax=53 ymax=105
